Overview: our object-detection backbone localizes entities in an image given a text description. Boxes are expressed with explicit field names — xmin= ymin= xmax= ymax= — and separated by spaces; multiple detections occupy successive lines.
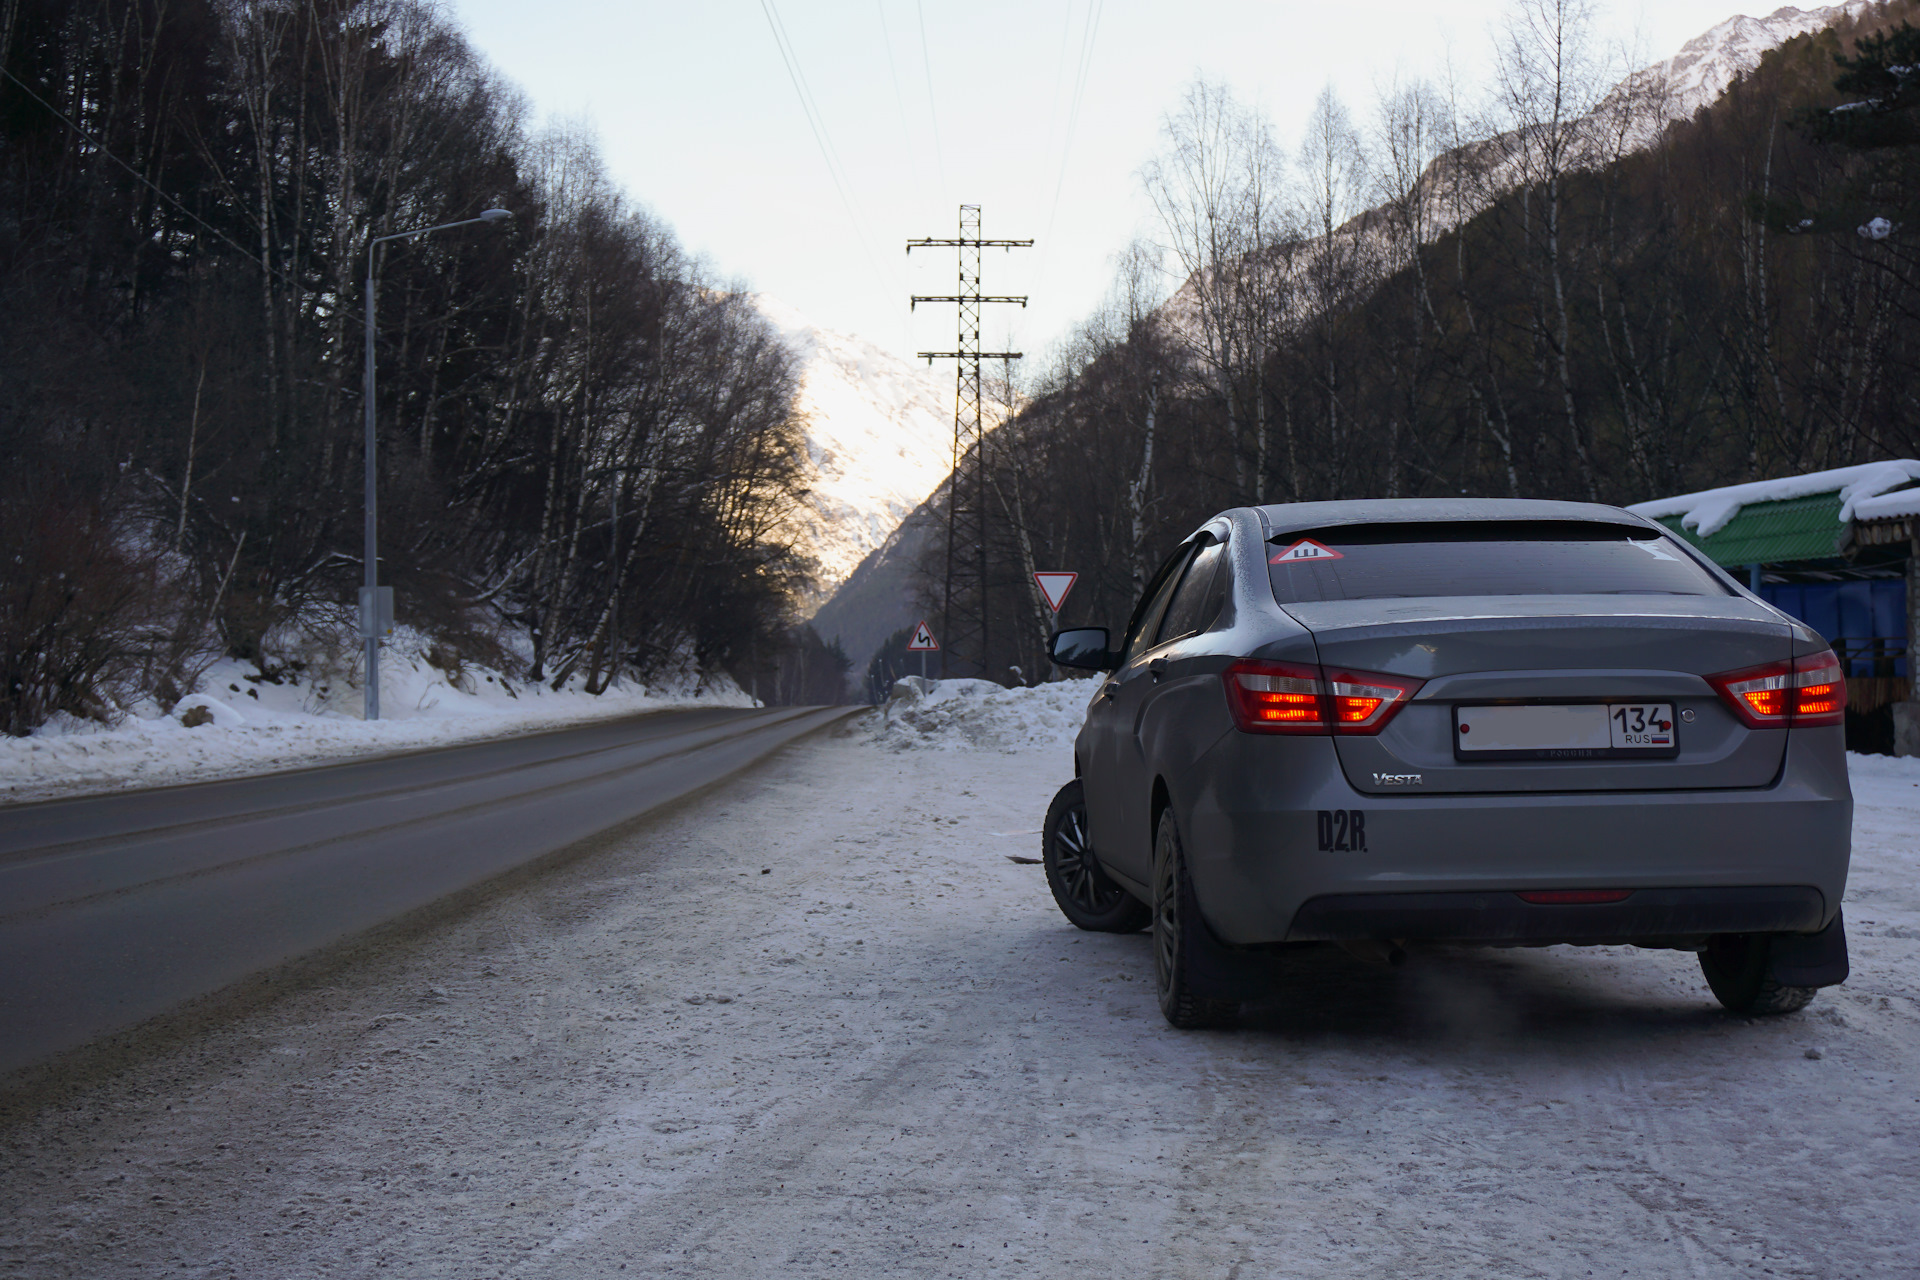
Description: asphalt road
xmin=5 ymin=733 xmax=1913 ymax=1277
xmin=0 ymin=704 xmax=857 ymax=1074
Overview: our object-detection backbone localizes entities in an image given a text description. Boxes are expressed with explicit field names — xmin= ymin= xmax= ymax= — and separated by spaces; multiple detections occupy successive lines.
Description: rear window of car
xmin=1266 ymin=520 xmax=1731 ymax=605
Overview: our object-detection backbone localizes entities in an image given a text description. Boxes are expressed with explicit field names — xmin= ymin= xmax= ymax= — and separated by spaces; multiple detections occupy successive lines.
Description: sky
xmin=445 ymin=0 xmax=1780 ymax=368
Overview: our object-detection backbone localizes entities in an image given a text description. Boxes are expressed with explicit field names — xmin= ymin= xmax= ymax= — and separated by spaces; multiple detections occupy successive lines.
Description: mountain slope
xmin=1165 ymin=3 xmax=1876 ymax=344
xmin=808 ymin=493 xmax=941 ymax=682
xmin=753 ymin=297 xmax=953 ymax=615
xmin=1632 ymin=2 xmax=1874 ymax=124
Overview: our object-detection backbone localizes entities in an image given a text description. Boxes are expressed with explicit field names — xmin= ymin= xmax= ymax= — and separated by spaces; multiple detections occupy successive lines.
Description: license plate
xmin=1454 ymin=703 xmax=1677 ymax=760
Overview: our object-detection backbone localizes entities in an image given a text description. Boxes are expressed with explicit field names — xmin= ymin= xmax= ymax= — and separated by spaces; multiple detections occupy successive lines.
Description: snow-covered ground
xmin=872 ymin=675 xmax=1098 ymax=753
xmin=0 ymin=630 xmax=753 ymax=807
xmin=2 ymin=689 xmax=1915 ymax=1277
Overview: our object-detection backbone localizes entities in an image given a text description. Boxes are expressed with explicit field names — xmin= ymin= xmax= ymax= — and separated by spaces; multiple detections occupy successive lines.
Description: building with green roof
xmin=1628 ymin=461 xmax=1920 ymax=755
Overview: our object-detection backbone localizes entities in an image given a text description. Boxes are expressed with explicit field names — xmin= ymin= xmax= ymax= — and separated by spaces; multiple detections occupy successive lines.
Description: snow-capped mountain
xmin=1452 ymin=2 xmax=1877 ymax=210
xmin=753 ymin=296 xmax=954 ymax=616
xmin=1164 ymin=2 xmax=1875 ymax=338
xmin=1631 ymin=2 xmax=1874 ymax=126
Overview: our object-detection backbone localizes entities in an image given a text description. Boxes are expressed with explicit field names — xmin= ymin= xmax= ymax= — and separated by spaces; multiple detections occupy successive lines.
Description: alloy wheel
xmin=1153 ymin=838 xmax=1179 ymax=995
xmin=1053 ymin=800 xmax=1126 ymax=914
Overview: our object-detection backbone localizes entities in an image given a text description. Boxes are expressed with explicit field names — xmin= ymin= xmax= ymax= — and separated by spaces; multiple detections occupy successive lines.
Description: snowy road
xmin=2 ymin=724 xmax=1917 ymax=1277
xmin=0 ymin=706 xmax=852 ymax=1073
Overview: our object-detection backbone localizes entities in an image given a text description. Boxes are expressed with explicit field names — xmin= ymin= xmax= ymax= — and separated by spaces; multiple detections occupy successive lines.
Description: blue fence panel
xmin=1872 ymin=581 xmax=1906 ymax=667
xmin=1837 ymin=582 xmax=1874 ymax=673
xmin=1759 ymin=579 xmax=1907 ymax=677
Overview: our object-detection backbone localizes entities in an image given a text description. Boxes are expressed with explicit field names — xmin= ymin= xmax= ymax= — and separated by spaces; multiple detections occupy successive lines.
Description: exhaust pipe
xmin=1337 ymin=939 xmax=1408 ymax=967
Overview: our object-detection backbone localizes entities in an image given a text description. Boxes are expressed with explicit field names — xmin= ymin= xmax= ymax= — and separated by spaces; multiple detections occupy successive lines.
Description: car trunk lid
xmin=1284 ymin=596 xmax=1792 ymax=794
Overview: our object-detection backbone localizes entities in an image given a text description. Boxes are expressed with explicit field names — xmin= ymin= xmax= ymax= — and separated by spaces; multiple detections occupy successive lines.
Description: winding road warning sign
xmin=1033 ymin=572 xmax=1078 ymax=612
xmin=906 ymin=620 xmax=940 ymax=651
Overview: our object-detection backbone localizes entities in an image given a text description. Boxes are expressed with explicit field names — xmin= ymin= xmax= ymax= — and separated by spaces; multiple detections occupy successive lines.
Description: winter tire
xmin=1700 ymin=933 xmax=1818 ymax=1015
xmin=1151 ymin=808 xmax=1240 ymax=1030
xmin=1043 ymin=779 xmax=1150 ymax=933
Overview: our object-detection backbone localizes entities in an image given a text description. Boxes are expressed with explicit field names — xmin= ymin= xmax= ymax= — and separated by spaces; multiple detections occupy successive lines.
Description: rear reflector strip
xmin=1516 ymin=889 xmax=1635 ymax=905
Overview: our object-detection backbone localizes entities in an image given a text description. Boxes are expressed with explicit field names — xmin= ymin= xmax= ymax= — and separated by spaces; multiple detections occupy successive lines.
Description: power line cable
xmin=763 ymin=0 xmax=860 ymax=208
xmin=756 ymin=0 xmax=887 ymax=292
xmin=1042 ymin=0 xmax=1102 ymax=254
xmin=875 ymin=0 xmax=926 ymax=349
xmin=0 ymin=64 xmax=292 ymax=285
xmin=1033 ymin=0 xmax=1102 ymax=323
xmin=1030 ymin=1 xmax=1080 ymax=307
xmin=915 ymin=0 xmax=948 ymax=193
xmin=875 ymin=0 xmax=922 ymax=198
xmin=1038 ymin=0 xmax=1076 ymax=195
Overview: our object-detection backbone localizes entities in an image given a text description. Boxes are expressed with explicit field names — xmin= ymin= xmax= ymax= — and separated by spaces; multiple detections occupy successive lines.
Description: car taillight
xmin=1325 ymin=668 xmax=1423 ymax=732
xmin=1707 ymin=650 xmax=1846 ymax=729
xmin=1788 ymin=650 xmax=1846 ymax=727
xmin=1223 ymin=660 xmax=1328 ymax=734
xmin=1711 ymin=661 xmax=1790 ymax=725
xmin=1223 ymin=660 xmax=1423 ymax=736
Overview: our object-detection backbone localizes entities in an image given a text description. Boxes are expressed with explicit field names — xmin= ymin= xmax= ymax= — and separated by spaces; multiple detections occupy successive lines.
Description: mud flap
xmin=1184 ymin=905 xmax=1283 ymax=1001
xmin=1767 ymin=908 xmax=1849 ymax=988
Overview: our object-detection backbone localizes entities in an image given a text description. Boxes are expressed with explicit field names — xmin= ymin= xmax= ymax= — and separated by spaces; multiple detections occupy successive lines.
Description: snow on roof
xmin=1626 ymin=460 xmax=1920 ymax=539
xmin=1852 ymin=485 xmax=1920 ymax=521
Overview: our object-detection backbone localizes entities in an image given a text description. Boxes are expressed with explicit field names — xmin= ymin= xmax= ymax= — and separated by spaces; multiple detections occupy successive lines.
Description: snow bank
xmin=1627 ymin=459 xmax=1920 ymax=538
xmin=871 ymin=676 xmax=1098 ymax=753
xmin=0 ymin=631 xmax=753 ymax=806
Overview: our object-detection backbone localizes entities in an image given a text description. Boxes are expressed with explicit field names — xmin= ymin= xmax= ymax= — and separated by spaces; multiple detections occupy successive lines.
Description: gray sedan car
xmin=1044 ymin=499 xmax=1851 ymax=1029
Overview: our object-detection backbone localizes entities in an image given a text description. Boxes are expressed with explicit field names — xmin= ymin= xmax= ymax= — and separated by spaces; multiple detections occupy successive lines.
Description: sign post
xmin=906 ymin=619 xmax=940 ymax=683
xmin=1033 ymin=572 xmax=1078 ymax=614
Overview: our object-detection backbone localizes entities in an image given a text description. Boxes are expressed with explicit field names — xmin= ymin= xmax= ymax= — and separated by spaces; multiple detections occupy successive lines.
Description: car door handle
xmin=1098 ymin=681 xmax=1118 ymax=700
xmin=1148 ymin=658 xmax=1169 ymax=682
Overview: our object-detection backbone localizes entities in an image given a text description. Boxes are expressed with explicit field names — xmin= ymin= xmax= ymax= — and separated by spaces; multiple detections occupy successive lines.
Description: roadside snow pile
xmin=872 ymin=677 xmax=1097 ymax=753
xmin=0 ymin=629 xmax=754 ymax=806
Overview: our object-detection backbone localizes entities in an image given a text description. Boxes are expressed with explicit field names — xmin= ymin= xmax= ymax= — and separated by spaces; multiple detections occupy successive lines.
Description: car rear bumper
xmin=1284 ymin=885 xmax=1825 ymax=944
xmin=1179 ymin=728 xmax=1852 ymax=947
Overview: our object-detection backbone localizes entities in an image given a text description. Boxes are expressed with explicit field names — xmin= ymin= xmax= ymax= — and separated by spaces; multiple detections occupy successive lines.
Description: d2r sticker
xmin=1317 ymin=809 xmax=1367 ymax=852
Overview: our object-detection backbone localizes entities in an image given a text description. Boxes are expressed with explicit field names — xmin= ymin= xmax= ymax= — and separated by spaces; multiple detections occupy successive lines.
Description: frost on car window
xmin=1266 ymin=520 xmax=1728 ymax=604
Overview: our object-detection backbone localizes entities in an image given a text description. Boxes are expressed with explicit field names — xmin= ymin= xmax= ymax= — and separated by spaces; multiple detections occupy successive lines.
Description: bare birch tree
xmin=1142 ymin=78 xmax=1291 ymax=501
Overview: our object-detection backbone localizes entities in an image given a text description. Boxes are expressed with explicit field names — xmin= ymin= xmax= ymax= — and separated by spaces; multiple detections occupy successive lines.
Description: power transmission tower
xmin=908 ymin=204 xmax=1032 ymax=679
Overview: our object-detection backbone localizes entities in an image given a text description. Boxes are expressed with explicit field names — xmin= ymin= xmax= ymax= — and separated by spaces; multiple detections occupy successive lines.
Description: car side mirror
xmin=1049 ymin=627 xmax=1118 ymax=672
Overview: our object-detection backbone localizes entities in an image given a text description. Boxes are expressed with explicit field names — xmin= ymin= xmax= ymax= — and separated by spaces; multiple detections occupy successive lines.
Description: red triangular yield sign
xmin=1269 ymin=539 xmax=1344 ymax=564
xmin=906 ymin=620 xmax=940 ymax=651
xmin=1033 ymin=571 xmax=1078 ymax=612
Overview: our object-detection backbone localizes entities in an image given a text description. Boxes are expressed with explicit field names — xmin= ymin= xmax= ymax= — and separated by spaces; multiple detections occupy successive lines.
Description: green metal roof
xmin=1656 ymin=491 xmax=1849 ymax=566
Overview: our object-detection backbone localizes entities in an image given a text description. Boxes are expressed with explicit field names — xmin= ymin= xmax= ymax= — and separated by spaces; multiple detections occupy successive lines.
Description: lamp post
xmin=362 ymin=208 xmax=511 ymax=721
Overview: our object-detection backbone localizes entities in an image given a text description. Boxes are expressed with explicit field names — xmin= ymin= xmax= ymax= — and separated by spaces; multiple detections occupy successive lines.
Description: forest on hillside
xmin=892 ymin=0 xmax=1920 ymax=690
xmin=0 ymin=0 xmax=850 ymax=736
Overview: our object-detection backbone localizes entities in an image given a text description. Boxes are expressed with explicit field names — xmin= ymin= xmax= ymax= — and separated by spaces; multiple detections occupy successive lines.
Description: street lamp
xmin=362 ymin=207 xmax=511 ymax=721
